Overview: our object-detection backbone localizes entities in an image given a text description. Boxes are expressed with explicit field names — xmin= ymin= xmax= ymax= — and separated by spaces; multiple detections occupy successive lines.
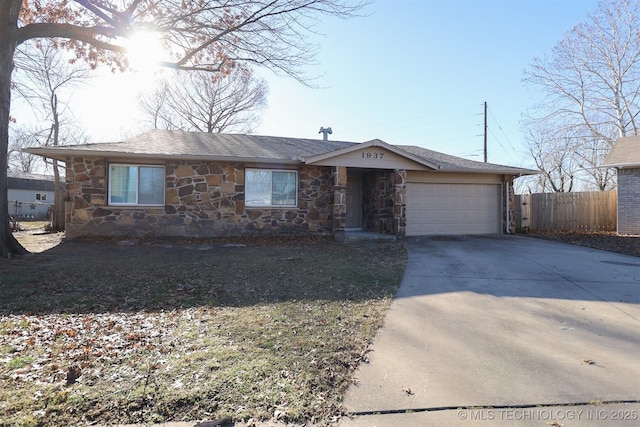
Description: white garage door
xmin=406 ymin=183 xmax=501 ymax=236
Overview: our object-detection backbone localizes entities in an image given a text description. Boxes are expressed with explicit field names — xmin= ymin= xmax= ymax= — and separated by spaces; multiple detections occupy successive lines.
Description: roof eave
xmin=22 ymin=148 xmax=302 ymax=166
xmin=439 ymin=167 xmax=539 ymax=175
xmin=22 ymin=147 xmax=70 ymax=162
xmin=602 ymin=162 xmax=640 ymax=169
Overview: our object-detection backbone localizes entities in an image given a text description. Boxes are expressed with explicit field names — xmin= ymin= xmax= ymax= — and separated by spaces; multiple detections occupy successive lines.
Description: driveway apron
xmin=341 ymin=235 xmax=640 ymax=426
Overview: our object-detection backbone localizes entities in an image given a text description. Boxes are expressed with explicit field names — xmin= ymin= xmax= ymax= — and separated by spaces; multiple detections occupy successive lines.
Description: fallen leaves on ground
xmin=527 ymin=231 xmax=640 ymax=257
xmin=1 ymin=239 xmax=407 ymax=426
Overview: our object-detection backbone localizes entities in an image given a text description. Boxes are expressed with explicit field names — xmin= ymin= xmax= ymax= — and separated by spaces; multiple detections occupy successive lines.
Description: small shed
xmin=7 ymin=171 xmax=56 ymax=220
xmin=603 ymin=136 xmax=640 ymax=234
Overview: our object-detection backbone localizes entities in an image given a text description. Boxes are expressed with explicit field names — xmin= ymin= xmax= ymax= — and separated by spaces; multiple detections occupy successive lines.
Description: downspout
xmin=504 ymin=176 xmax=510 ymax=235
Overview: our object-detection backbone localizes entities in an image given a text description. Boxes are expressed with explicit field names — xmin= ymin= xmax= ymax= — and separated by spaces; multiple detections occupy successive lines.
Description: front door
xmin=346 ymin=172 xmax=362 ymax=228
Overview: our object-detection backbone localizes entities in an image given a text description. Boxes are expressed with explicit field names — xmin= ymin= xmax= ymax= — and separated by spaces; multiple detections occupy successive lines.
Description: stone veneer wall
xmin=331 ymin=166 xmax=347 ymax=242
xmin=393 ymin=169 xmax=407 ymax=236
xmin=617 ymin=168 xmax=640 ymax=234
xmin=64 ymin=157 xmax=334 ymax=238
xmin=362 ymin=170 xmax=405 ymax=234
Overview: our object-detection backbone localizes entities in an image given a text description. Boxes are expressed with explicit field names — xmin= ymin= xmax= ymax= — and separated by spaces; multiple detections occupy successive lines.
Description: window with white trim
xmin=245 ymin=169 xmax=298 ymax=207
xmin=109 ymin=164 xmax=165 ymax=205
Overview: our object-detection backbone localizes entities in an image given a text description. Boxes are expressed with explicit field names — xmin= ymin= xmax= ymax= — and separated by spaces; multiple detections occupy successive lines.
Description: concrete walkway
xmin=341 ymin=235 xmax=640 ymax=426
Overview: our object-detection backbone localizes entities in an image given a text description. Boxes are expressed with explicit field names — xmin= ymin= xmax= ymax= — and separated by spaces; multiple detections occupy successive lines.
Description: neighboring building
xmin=25 ymin=130 xmax=536 ymax=240
xmin=7 ymin=171 xmax=56 ymax=220
xmin=603 ymin=136 xmax=640 ymax=234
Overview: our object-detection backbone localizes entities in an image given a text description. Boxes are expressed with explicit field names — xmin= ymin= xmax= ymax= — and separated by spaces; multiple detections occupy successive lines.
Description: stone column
xmin=393 ymin=169 xmax=407 ymax=237
xmin=332 ymin=166 xmax=347 ymax=241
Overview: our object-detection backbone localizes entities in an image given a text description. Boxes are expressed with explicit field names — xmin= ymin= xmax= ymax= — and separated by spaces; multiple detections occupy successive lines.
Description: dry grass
xmin=0 ymin=235 xmax=406 ymax=426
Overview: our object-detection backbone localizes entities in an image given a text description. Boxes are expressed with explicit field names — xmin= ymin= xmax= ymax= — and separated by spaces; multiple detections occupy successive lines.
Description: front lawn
xmin=0 ymin=237 xmax=406 ymax=426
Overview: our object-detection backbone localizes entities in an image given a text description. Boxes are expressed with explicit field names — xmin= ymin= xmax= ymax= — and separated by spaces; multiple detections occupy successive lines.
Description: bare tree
xmin=522 ymin=0 xmax=639 ymax=191
xmin=12 ymin=41 xmax=90 ymax=230
xmin=8 ymin=126 xmax=44 ymax=173
xmin=140 ymin=66 xmax=267 ymax=133
xmin=524 ymin=123 xmax=579 ymax=193
xmin=0 ymin=0 xmax=369 ymax=256
xmin=574 ymin=134 xmax=617 ymax=191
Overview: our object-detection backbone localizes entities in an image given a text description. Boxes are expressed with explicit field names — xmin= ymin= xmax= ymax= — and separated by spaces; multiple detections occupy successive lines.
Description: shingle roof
xmin=24 ymin=129 xmax=536 ymax=175
xmin=7 ymin=171 xmax=56 ymax=191
xmin=603 ymin=136 xmax=640 ymax=168
xmin=397 ymin=145 xmax=534 ymax=174
xmin=25 ymin=130 xmax=356 ymax=163
xmin=7 ymin=171 xmax=56 ymax=181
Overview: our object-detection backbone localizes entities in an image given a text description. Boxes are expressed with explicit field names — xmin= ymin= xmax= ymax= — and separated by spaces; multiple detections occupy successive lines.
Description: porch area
xmin=332 ymin=166 xmax=406 ymax=241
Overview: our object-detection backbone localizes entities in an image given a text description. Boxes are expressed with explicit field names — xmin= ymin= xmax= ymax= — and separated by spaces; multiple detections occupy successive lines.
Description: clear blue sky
xmin=69 ymin=0 xmax=601 ymax=169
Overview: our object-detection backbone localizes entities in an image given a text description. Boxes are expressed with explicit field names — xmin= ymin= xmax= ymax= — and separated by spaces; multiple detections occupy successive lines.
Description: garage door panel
xmin=406 ymin=183 xmax=501 ymax=236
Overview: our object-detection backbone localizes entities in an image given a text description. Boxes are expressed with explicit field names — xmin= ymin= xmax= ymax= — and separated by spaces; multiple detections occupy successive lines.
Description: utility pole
xmin=483 ymin=101 xmax=488 ymax=163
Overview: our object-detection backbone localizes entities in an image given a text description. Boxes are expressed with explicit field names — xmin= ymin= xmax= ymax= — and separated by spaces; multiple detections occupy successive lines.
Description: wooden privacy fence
xmin=515 ymin=191 xmax=617 ymax=232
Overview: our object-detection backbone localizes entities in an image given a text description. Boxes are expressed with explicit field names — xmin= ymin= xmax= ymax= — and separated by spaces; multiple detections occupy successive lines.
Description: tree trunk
xmin=52 ymin=160 xmax=65 ymax=231
xmin=0 ymin=1 xmax=28 ymax=256
xmin=50 ymin=91 xmax=65 ymax=232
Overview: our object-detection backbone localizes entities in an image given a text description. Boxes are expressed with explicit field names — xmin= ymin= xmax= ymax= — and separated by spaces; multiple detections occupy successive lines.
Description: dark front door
xmin=346 ymin=172 xmax=363 ymax=228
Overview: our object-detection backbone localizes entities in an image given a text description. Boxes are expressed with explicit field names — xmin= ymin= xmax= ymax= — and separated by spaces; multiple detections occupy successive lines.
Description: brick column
xmin=393 ymin=169 xmax=407 ymax=236
xmin=618 ymin=168 xmax=640 ymax=234
xmin=332 ymin=166 xmax=347 ymax=241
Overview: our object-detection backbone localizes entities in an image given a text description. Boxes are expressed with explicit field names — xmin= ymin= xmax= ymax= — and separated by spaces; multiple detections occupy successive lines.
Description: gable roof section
xmin=603 ymin=136 xmax=640 ymax=168
xmin=304 ymin=139 xmax=440 ymax=170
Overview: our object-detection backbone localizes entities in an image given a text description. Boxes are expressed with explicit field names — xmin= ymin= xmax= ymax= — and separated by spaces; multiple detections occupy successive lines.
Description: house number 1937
xmin=362 ymin=152 xmax=384 ymax=159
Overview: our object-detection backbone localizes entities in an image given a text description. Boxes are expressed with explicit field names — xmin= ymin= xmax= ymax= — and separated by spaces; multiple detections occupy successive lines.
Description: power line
xmin=339 ymin=105 xmax=481 ymax=141
xmin=488 ymin=127 xmax=508 ymax=156
xmin=486 ymin=106 xmax=520 ymax=156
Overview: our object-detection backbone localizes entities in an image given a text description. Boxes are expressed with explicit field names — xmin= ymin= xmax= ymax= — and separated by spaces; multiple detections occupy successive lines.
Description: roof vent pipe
xmin=319 ymin=127 xmax=332 ymax=141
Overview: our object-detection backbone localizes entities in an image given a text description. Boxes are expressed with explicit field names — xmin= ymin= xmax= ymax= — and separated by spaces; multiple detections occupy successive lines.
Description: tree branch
xmin=16 ymin=22 xmax=125 ymax=53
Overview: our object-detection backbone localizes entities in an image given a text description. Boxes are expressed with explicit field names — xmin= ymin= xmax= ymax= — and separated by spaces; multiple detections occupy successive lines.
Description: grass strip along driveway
xmin=0 ymin=237 xmax=406 ymax=426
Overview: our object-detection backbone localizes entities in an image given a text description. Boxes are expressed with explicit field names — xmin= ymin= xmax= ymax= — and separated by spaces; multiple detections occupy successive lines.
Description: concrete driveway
xmin=341 ymin=235 xmax=640 ymax=426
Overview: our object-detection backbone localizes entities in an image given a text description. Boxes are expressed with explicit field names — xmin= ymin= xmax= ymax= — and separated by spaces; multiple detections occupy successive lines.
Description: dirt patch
xmin=11 ymin=221 xmax=63 ymax=254
xmin=14 ymin=231 xmax=63 ymax=253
